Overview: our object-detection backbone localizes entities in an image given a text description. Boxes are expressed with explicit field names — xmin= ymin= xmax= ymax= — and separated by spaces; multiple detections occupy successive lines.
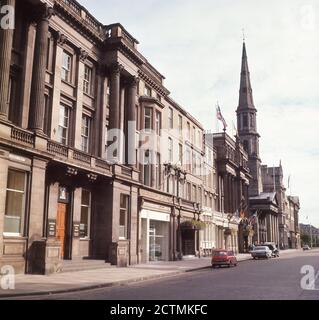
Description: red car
xmin=212 ymin=249 xmax=238 ymax=268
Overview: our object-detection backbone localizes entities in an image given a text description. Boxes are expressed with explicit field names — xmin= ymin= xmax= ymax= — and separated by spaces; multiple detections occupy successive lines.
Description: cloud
xmin=79 ymin=0 xmax=319 ymax=226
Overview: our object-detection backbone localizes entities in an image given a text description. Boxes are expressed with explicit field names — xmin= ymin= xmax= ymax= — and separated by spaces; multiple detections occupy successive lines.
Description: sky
xmin=79 ymin=0 xmax=319 ymax=227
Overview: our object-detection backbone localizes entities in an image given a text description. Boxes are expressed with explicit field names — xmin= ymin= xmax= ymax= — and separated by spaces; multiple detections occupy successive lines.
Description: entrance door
xmin=56 ymin=203 xmax=67 ymax=259
xmin=182 ymin=229 xmax=195 ymax=255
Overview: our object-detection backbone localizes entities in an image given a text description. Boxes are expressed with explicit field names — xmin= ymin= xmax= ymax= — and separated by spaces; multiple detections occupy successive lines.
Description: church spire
xmin=237 ymin=41 xmax=256 ymax=111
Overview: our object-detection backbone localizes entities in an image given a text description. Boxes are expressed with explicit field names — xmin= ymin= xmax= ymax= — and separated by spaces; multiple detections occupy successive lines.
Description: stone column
xmin=108 ymin=63 xmax=122 ymax=161
xmin=29 ymin=4 xmax=53 ymax=134
xmin=126 ymin=76 xmax=138 ymax=167
xmin=129 ymin=186 xmax=138 ymax=265
xmin=0 ymin=0 xmax=15 ymax=120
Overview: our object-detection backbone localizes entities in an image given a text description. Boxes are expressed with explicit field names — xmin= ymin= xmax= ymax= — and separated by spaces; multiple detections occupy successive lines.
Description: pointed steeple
xmin=237 ymin=41 xmax=256 ymax=111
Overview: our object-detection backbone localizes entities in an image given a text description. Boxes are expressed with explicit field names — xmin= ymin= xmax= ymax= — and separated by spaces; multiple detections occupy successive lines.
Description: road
xmin=31 ymin=250 xmax=319 ymax=300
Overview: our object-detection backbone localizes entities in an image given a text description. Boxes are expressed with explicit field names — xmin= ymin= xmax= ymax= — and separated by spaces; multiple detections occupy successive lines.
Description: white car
xmin=251 ymin=246 xmax=272 ymax=259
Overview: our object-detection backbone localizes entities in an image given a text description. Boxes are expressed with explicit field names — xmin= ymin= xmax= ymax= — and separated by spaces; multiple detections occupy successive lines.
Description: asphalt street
xmin=25 ymin=249 xmax=319 ymax=300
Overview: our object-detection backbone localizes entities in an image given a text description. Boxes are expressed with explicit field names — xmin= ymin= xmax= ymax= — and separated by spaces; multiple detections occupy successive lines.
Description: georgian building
xmin=0 ymin=0 xmax=230 ymax=274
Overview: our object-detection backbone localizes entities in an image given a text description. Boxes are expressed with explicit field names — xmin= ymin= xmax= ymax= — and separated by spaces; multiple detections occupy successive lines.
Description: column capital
xmin=110 ymin=62 xmax=124 ymax=75
xmin=32 ymin=3 xmax=54 ymax=23
xmin=128 ymin=75 xmax=139 ymax=88
xmin=52 ymin=30 xmax=68 ymax=46
xmin=77 ymin=48 xmax=89 ymax=62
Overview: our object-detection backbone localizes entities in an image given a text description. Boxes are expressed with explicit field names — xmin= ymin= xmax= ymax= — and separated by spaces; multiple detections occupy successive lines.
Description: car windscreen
xmin=213 ymin=251 xmax=227 ymax=256
xmin=255 ymin=247 xmax=267 ymax=250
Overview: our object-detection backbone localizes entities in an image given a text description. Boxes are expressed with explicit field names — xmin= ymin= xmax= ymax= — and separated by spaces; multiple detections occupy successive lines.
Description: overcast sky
xmin=79 ymin=0 xmax=319 ymax=227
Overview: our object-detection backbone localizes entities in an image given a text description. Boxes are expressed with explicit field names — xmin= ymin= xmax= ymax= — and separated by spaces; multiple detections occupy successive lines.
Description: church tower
xmin=236 ymin=42 xmax=263 ymax=196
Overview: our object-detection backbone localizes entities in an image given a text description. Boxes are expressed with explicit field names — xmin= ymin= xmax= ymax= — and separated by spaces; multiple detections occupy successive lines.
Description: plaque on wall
xmin=73 ymin=224 xmax=80 ymax=238
xmin=58 ymin=187 xmax=69 ymax=203
xmin=48 ymin=220 xmax=56 ymax=237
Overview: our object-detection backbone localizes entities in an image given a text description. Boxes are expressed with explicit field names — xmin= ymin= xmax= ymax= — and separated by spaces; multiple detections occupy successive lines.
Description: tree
xmin=301 ymin=233 xmax=310 ymax=246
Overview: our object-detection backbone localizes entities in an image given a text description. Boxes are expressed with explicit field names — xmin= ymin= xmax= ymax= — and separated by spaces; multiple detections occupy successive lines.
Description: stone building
xmin=235 ymin=42 xmax=280 ymax=246
xmin=0 ymin=0 xmax=236 ymax=274
xmin=206 ymin=132 xmax=251 ymax=253
xmin=287 ymin=196 xmax=300 ymax=249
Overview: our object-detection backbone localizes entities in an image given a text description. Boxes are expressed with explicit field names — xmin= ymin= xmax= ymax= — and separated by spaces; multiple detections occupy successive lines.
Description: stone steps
xmin=59 ymin=258 xmax=112 ymax=273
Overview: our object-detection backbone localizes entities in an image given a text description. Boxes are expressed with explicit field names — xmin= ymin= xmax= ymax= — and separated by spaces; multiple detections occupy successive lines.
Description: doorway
xmin=56 ymin=203 xmax=67 ymax=259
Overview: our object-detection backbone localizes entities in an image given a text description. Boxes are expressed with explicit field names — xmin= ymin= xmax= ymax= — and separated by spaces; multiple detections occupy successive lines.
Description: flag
xmin=232 ymin=121 xmax=238 ymax=138
xmin=216 ymin=105 xmax=228 ymax=130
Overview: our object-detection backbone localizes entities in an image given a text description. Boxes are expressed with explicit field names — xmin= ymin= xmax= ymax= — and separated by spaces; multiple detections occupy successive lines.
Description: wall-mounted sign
xmin=73 ymin=224 xmax=80 ymax=238
xmin=58 ymin=187 xmax=69 ymax=203
xmin=48 ymin=220 xmax=56 ymax=237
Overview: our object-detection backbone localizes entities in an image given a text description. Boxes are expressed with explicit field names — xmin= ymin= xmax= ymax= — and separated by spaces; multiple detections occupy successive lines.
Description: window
xmin=83 ymin=65 xmax=92 ymax=95
xmin=44 ymin=94 xmax=51 ymax=136
xmin=81 ymin=114 xmax=91 ymax=153
xmin=62 ymin=51 xmax=72 ymax=82
xmin=119 ymin=194 xmax=129 ymax=239
xmin=8 ymin=75 xmax=20 ymax=125
xmin=192 ymin=126 xmax=196 ymax=144
xmin=144 ymin=107 xmax=152 ymax=132
xmin=80 ymin=189 xmax=91 ymax=238
xmin=157 ymin=93 xmax=161 ymax=102
xmin=178 ymin=115 xmax=183 ymax=135
xmin=168 ymin=108 xmax=173 ymax=129
xmin=58 ymin=104 xmax=70 ymax=145
xmin=192 ymin=152 xmax=196 ymax=174
xmin=155 ymin=153 xmax=161 ymax=189
xmin=4 ymin=170 xmax=27 ymax=236
xmin=144 ymin=85 xmax=151 ymax=97
xmin=187 ymin=183 xmax=191 ymax=201
xmin=243 ymin=114 xmax=248 ymax=127
xmin=179 ymin=144 xmax=183 ymax=166
xmin=168 ymin=138 xmax=173 ymax=163
xmin=143 ymin=150 xmax=152 ymax=186
xmin=187 ymin=122 xmax=190 ymax=141
xmin=198 ymin=187 xmax=202 ymax=204
xmin=155 ymin=111 xmax=161 ymax=136
xmin=192 ymin=185 xmax=197 ymax=202
xmin=185 ymin=148 xmax=191 ymax=172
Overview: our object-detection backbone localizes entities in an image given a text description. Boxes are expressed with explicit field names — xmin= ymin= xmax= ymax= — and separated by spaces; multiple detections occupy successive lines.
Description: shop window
xmin=80 ymin=189 xmax=91 ymax=238
xmin=4 ymin=170 xmax=27 ymax=236
xmin=119 ymin=194 xmax=129 ymax=239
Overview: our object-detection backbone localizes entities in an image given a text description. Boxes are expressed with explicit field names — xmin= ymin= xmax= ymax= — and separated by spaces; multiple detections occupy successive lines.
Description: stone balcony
xmin=0 ymin=120 xmax=139 ymax=182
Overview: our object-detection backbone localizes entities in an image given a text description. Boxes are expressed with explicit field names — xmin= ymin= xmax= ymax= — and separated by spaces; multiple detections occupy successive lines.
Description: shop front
xmin=140 ymin=202 xmax=171 ymax=263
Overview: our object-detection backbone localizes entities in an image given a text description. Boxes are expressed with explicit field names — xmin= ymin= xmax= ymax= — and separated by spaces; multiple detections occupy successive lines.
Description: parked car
xmin=303 ymin=245 xmax=311 ymax=251
xmin=212 ymin=250 xmax=238 ymax=268
xmin=251 ymin=246 xmax=272 ymax=259
xmin=263 ymin=242 xmax=280 ymax=257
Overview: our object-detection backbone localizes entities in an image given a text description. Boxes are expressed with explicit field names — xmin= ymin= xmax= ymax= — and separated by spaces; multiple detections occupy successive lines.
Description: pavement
xmin=0 ymin=250 xmax=299 ymax=299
